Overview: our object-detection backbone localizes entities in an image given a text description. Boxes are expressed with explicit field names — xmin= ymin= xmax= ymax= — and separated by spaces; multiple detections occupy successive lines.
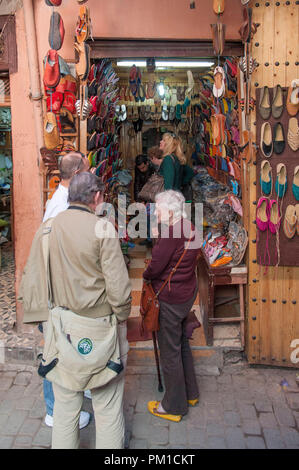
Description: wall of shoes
xmin=113 ymin=58 xmax=242 ymax=194
xmin=256 ymin=84 xmax=299 ymax=267
xmin=41 ymin=4 xmax=80 ymax=204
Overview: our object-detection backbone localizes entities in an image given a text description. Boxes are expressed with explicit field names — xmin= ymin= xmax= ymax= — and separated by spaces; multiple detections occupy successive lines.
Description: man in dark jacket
xmin=134 ymin=154 xmax=155 ymax=202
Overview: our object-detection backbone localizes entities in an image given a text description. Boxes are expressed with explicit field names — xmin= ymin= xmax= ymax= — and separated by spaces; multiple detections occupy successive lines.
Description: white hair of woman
xmin=155 ymin=190 xmax=187 ymax=224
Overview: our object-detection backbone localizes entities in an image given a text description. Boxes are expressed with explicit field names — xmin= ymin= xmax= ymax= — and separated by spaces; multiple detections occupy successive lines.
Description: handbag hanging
xmin=137 ymin=172 xmax=164 ymax=203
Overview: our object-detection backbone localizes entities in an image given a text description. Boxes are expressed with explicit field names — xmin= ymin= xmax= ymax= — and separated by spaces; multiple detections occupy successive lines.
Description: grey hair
xmin=68 ymin=172 xmax=105 ymax=205
xmin=155 ymin=190 xmax=187 ymax=219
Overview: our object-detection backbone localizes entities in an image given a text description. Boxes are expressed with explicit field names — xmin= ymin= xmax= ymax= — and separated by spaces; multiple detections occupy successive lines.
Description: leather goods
xmin=74 ymin=41 xmax=90 ymax=81
xmin=273 ymin=122 xmax=285 ymax=154
xmin=259 ymin=86 xmax=271 ymax=120
xmin=76 ymin=5 xmax=90 ymax=43
xmin=138 ymin=172 xmax=164 ymax=203
xmin=48 ymin=11 xmax=65 ymax=51
xmin=260 ymin=121 xmax=273 ymax=158
xmin=213 ymin=0 xmax=224 ymax=14
xmin=44 ymin=112 xmax=60 ymax=150
xmin=272 ymin=85 xmax=284 ymax=119
xmin=287 ymin=117 xmax=299 ymax=151
xmin=40 ymin=147 xmax=58 ymax=173
xmin=210 ymin=23 xmax=226 ymax=56
xmin=43 ymin=50 xmax=60 ymax=89
xmin=45 ymin=0 xmax=62 ymax=5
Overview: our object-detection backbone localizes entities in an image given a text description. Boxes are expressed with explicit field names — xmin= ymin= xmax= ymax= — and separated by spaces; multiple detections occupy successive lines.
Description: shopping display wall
xmin=8 ymin=0 xmax=299 ymax=366
xmin=11 ymin=0 xmax=243 ymax=325
xmin=247 ymin=1 xmax=299 ymax=367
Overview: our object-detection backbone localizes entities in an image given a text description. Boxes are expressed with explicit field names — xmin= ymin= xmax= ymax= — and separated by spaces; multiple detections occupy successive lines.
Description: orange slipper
xmin=148 ymin=401 xmax=182 ymax=423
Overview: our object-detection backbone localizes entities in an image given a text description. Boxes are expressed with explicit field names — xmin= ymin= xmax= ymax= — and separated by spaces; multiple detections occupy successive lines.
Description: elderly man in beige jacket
xmin=19 ymin=172 xmax=132 ymax=449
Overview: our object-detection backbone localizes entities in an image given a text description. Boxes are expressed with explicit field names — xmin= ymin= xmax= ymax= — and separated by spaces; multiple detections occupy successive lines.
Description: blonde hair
xmin=162 ymin=133 xmax=186 ymax=165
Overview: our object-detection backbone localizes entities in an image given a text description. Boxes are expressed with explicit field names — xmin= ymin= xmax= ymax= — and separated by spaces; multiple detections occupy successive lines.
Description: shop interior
xmin=41 ymin=54 xmax=247 ymax=347
xmin=85 ymin=56 xmax=246 ymax=346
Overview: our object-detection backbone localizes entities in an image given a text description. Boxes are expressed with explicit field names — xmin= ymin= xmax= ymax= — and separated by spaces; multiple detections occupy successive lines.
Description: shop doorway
xmin=83 ymin=53 xmax=244 ymax=349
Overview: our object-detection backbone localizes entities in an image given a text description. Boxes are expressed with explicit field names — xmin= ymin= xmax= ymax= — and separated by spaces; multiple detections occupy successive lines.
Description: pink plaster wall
xmin=35 ymin=0 xmax=243 ymax=64
xmin=11 ymin=6 xmax=43 ymax=324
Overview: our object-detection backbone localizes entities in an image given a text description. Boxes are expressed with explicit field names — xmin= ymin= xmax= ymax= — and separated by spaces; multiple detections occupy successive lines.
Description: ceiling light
xmin=116 ymin=60 xmax=214 ymax=68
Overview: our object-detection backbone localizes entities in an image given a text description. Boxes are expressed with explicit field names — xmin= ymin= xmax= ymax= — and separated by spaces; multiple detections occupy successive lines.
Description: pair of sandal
xmin=148 ymin=399 xmax=199 ymax=423
xmin=75 ymin=85 xmax=92 ymax=120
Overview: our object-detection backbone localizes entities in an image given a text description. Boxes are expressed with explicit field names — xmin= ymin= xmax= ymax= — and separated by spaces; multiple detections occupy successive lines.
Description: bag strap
xmin=155 ymin=231 xmax=194 ymax=297
xmin=41 ymin=218 xmax=55 ymax=309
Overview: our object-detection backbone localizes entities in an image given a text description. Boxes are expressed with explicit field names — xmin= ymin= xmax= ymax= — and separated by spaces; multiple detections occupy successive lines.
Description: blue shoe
xmin=260 ymin=160 xmax=272 ymax=196
xmin=293 ymin=166 xmax=299 ymax=201
xmin=275 ymin=163 xmax=287 ymax=198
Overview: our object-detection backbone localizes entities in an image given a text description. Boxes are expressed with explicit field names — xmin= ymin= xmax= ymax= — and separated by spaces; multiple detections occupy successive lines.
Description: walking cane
xmin=152 ymin=331 xmax=163 ymax=392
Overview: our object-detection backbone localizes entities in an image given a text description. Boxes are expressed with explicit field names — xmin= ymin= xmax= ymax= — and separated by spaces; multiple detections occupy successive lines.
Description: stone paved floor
xmin=0 ymin=361 xmax=298 ymax=449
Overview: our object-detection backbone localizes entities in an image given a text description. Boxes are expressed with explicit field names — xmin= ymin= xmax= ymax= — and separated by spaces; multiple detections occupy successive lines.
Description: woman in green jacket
xmin=159 ymin=133 xmax=186 ymax=190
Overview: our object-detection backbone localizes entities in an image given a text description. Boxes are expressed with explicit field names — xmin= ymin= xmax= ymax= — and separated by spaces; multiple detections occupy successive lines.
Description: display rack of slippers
xmin=85 ymin=58 xmax=134 ymax=257
xmin=189 ymin=58 xmax=242 ymax=198
xmin=41 ymin=3 xmax=79 ymax=204
xmin=189 ymin=59 xmax=248 ymax=268
xmin=256 ymin=80 xmax=299 ymax=267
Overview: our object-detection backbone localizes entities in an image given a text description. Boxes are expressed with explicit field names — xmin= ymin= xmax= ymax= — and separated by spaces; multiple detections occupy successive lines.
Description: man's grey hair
xmin=68 ymin=172 xmax=105 ymax=206
xmin=155 ymin=190 xmax=187 ymax=219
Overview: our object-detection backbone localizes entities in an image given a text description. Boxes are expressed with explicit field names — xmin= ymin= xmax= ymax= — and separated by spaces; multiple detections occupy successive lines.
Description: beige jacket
xmin=19 ymin=204 xmax=132 ymax=323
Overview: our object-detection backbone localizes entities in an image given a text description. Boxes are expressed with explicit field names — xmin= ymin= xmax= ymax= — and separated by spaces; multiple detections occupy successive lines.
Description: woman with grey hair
xmin=144 ymin=190 xmax=200 ymax=423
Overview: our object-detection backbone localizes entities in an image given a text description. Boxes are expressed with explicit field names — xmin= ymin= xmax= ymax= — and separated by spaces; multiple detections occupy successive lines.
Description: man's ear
xmin=94 ymin=191 xmax=104 ymax=205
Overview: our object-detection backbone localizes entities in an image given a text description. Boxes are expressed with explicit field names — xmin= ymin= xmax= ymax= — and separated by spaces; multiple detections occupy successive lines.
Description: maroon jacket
xmin=143 ymin=218 xmax=200 ymax=304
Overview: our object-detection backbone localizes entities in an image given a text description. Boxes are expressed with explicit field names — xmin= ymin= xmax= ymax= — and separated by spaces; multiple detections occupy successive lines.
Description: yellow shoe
xmin=188 ymin=398 xmax=199 ymax=407
xmin=147 ymin=401 xmax=182 ymax=423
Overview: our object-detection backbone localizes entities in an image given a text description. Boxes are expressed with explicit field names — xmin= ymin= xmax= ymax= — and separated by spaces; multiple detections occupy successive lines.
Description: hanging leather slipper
xmin=260 ymin=160 xmax=272 ymax=196
xmin=213 ymin=0 xmax=225 ymax=15
xmin=273 ymin=122 xmax=285 ymax=155
xmin=40 ymin=147 xmax=58 ymax=172
xmin=148 ymin=401 xmax=182 ymax=423
xmin=272 ymin=84 xmax=284 ymax=119
xmin=44 ymin=112 xmax=60 ymax=150
xmin=258 ymin=86 xmax=271 ymax=120
xmin=74 ymin=41 xmax=90 ymax=81
xmin=292 ymin=166 xmax=299 ymax=201
xmin=45 ymin=0 xmax=62 ymax=5
xmin=275 ymin=163 xmax=287 ymax=198
xmin=48 ymin=11 xmax=65 ymax=51
xmin=213 ymin=66 xmax=225 ymax=98
xmin=76 ymin=5 xmax=90 ymax=43
xmin=283 ymin=205 xmax=297 ymax=239
xmin=46 ymin=91 xmax=64 ymax=114
xmin=287 ymin=117 xmax=299 ymax=151
xmin=147 ymin=74 xmax=156 ymax=99
xmin=60 ymin=107 xmax=76 ymax=133
xmin=287 ymin=80 xmax=299 ymax=116
xmin=260 ymin=122 xmax=273 ymax=158
xmin=43 ymin=49 xmax=60 ymax=89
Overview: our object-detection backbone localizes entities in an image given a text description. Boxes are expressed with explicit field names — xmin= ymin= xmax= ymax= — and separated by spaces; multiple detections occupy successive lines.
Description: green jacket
xmin=159 ymin=154 xmax=182 ymax=190
xmin=18 ymin=205 xmax=132 ymax=323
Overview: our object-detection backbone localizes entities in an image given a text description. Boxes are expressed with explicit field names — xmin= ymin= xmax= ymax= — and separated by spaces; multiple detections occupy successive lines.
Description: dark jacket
xmin=143 ymin=218 xmax=200 ymax=304
xmin=134 ymin=163 xmax=155 ymax=201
